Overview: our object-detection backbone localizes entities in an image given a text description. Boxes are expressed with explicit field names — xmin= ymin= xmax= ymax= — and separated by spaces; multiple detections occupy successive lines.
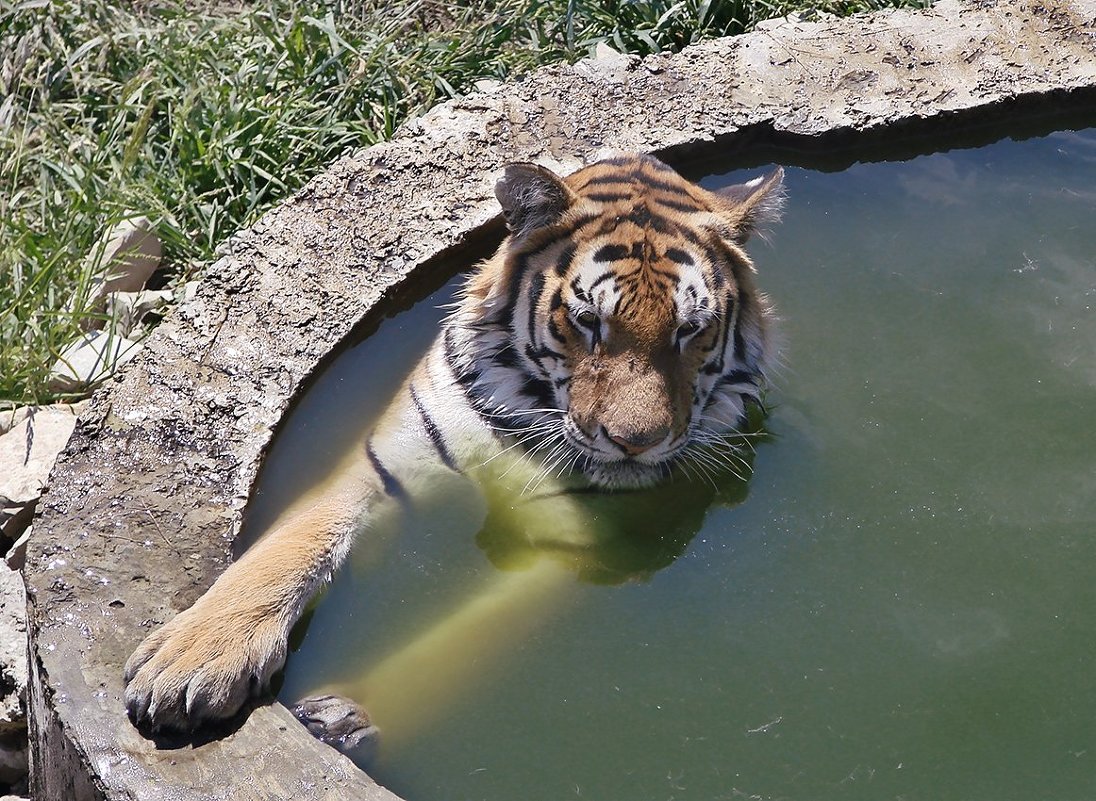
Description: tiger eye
xmin=575 ymin=309 xmax=598 ymax=328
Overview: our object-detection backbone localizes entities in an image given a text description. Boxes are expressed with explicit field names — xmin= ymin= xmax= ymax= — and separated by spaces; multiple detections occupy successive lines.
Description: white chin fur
xmin=585 ymin=459 xmax=666 ymax=490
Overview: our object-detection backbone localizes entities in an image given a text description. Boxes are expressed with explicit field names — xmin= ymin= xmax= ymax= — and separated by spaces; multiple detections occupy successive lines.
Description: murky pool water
xmin=252 ymin=126 xmax=1096 ymax=801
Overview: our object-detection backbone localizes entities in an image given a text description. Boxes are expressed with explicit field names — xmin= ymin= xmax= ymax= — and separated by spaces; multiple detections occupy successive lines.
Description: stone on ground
xmin=47 ymin=330 xmax=144 ymax=393
xmin=0 ymin=406 xmax=80 ymax=510
xmin=86 ymin=215 xmax=162 ymax=298
xmin=0 ymin=563 xmax=27 ymax=792
xmin=0 ymin=405 xmax=82 ymax=559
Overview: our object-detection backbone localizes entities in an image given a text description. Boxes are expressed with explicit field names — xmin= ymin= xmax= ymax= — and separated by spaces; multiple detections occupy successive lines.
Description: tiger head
xmin=452 ymin=154 xmax=784 ymax=490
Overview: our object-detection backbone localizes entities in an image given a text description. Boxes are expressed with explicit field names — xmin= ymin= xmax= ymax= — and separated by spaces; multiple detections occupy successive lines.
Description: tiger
xmin=123 ymin=153 xmax=785 ymax=737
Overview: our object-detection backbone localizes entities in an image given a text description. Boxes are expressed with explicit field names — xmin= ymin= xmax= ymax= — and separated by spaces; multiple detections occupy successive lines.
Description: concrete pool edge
xmin=24 ymin=0 xmax=1096 ymax=797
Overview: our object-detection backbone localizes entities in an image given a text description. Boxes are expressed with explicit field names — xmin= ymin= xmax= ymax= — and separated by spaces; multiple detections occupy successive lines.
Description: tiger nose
xmin=604 ymin=426 xmax=669 ymax=456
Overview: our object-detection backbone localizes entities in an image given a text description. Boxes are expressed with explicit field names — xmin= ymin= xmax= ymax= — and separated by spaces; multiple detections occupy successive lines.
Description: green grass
xmin=0 ymin=0 xmax=926 ymax=406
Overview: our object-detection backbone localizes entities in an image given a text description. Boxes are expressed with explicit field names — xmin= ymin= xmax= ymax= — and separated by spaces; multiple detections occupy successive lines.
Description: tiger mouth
xmin=584 ymin=458 xmax=673 ymax=490
xmin=557 ymin=418 xmax=686 ymax=489
xmin=562 ymin=415 xmax=686 ymax=460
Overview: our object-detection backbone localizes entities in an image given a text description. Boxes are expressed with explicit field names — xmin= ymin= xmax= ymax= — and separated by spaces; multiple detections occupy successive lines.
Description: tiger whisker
xmin=674 ymin=458 xmax=701 ymax=484
xmin=690 ymin=430 xmax=751 ymax=455
xmin=554 ymin=449 xmax=583 ymax=481
xmin=695 ymin=414 xmax=764 ymax=438
xmin=499 ymin=432 xmax=563 ymax=481
xmin=691 ymin=425 xmax=758 ymax=458
xmin=486 ymin=408 xmax=567 ymax=419
xmin=690 ymin=437 xmax=750 ymax=468
xmin=480 ymin=407 xmax=567 ymax=423
xmin=679 ymin=452 xmax=720 ymax=489
xmin=477 ymin=426 xmax=558 ymax=468
xmin=524 ymin=438 xmax=573 ymax=494
xmin=682 ymin=440 xmax=747 ymax=478
xmin=486 ymin=421 xmax=558 ymax=438
xmin=687 ymin=447 xmax=748 ymax=482
xmin=532 ymin=436 xmax=580 ymax=492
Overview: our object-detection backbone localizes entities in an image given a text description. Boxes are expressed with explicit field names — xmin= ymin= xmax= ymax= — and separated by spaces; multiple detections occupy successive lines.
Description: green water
xmin=260 ymin=127 xmax=1096 ymax=801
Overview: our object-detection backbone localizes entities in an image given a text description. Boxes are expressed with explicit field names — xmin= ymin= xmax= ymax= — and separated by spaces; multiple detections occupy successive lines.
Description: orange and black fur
xmin=124 ymin=154 xmax=785 ymax=734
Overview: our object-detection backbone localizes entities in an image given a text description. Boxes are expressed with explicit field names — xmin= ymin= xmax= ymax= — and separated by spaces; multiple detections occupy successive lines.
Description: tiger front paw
xmin=123 ymin=602 xmax=289 ymax=732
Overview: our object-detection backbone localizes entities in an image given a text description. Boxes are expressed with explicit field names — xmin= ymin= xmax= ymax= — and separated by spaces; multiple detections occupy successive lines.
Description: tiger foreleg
xmin=317 ymin=555 xmax=573 ymax=748
xmin=124 ymin=483 xmax=377 ymax=732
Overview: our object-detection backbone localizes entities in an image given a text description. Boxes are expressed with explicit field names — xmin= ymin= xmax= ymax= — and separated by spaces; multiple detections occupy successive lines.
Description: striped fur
xmin=447 ymin=154 xmax=783 ymax=489
xmin=123 ymin=154 xmax=784 ymax=733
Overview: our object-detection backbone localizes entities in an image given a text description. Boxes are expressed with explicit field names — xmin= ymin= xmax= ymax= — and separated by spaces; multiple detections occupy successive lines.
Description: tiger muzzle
xmin=603 ymin=424 xmax=671 ymax=456
xmin=590 ymin=357 xmax=678 ymax=458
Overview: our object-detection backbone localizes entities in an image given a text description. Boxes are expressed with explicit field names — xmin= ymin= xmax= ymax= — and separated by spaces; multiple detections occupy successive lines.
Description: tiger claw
xmin=123 ymin=600 xmax=289 ymax=733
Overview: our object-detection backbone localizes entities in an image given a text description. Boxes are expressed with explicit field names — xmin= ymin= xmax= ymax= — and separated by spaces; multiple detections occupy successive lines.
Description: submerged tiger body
xmin=124 ymin=154 xmax=785 ymax=733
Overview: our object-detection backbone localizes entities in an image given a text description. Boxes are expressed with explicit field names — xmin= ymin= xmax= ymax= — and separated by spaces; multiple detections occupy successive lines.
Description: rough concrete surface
xmin=23 ymin=0 xmax=1096 ymax=798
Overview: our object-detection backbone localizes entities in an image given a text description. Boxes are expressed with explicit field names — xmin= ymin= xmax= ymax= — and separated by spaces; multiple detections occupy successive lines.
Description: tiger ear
xmin=711 ymin=167 xmax=785 ymax=244
xmin=495 ymin=163 xmax=577 ymax=238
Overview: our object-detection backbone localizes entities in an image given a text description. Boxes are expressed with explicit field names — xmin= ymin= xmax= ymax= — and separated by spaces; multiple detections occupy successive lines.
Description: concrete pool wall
xmin=24 ymin=0 xmax=1096 ymax=797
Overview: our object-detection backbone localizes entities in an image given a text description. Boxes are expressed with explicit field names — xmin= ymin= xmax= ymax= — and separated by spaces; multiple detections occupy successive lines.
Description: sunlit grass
xmin=0 ymin=0 xmax=927 ymax=405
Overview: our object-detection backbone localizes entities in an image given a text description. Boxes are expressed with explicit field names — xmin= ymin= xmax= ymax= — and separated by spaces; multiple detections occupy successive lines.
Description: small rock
xmin=0 ymin=407 xmax=80 ymax=508
xmin=593 ymin=41 xmax=622 ymax=60
xmin=3 ymin=527 xmax=30 ymax=572
xmin=72 ymin=215 xmax=162 ymax=332
xmin=47 ymin=329 xmax=144 ymax=393
xmin=0 ymin=411 xmax=30 ymax=439
xmin=573 ymin=43 xmax=637 ymax=80
xmin=104 ymin=288 xmax=173 ymax=340
xmin=0 ymin=509 xmax=32 ymax=558
xmin=0 ymin=563 xmax=27 ymax=788
xmin=88 ymin=215 xmax=162 ymax=296
xmin=178 ymin=279 xmax=202 ymax=304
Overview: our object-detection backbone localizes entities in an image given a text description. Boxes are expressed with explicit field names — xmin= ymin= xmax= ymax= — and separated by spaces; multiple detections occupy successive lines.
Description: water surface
xmin=255 ymin=127 xmax=1096 ymax=801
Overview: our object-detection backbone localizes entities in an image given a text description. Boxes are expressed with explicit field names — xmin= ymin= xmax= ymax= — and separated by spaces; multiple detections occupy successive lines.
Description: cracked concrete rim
xmin=23 ymin=0 xmax=1096 ymax=798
